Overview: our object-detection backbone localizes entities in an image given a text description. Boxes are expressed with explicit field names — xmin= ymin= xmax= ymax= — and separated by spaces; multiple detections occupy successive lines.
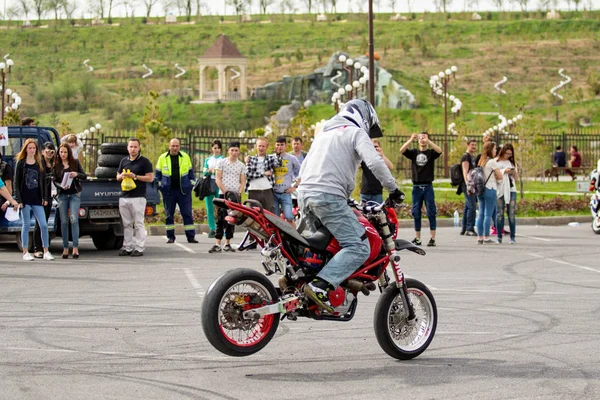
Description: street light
xmin=0 ymin=58 xmax=18 ymax=121
xmin=332 ymin=56 xmax=370 ymax=111
xmin=430 ymin=65 xmax=460 ymax=177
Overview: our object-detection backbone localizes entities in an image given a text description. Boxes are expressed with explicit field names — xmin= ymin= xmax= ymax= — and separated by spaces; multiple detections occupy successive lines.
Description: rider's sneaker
xmin=427 ymin=238 xmax=436 ymax=247
xmin=303 ymin=278 xmax=335 ymax=313
xmin=411 ymin=238 xmax=422 ymax=246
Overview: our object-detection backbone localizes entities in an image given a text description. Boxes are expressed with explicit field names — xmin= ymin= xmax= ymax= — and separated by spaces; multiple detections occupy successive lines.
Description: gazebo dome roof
xmin=200 ymin=34 xmax=245 ymax=59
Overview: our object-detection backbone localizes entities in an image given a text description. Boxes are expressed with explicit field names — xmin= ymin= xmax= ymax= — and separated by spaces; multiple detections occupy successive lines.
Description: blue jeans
xmin=411 ymin=184 xmax=437 ymax=231
xmin=476 ymin=188 xmax=497 ymax=237
xmin=360 ymin=193 xmax=384 ymax=205
xmin=163 ymin=190 xmax=195 ymax=240
xmin=58 ymin=193 xmax=81 ymax=248
xmin=22 ymin=204 xmax=48 ymax=250
xmin=274 ymin=191 xmax=293 ymax=221
xmin=461 ymin=182 xmax=477 ymax=231
xmin=299 ymin=192 xmax=370 ymax=288
xmin=497 ymin=192 xmax=516 ymax=241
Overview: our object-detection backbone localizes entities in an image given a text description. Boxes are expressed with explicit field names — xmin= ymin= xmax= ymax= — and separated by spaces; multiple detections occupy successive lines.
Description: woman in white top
xmin=202 ymin=140 xmax=224 ymax=238
xmin=476 ymin=141 xmax=503 ymax=244
xmin=495 ymin=143 xmax=518 ymax=244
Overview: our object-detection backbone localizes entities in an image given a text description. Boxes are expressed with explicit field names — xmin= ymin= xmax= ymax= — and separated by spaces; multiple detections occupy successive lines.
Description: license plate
xmin=89 ymin=208 xmax=121 ymax=219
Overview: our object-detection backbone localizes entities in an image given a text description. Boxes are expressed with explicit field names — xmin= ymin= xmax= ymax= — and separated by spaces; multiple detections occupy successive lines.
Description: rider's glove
xmin=389 ymin=188 xmax=405 ymax=204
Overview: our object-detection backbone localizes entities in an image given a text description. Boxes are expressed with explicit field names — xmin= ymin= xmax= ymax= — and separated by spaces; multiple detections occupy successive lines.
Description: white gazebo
xmin=196 ymin=34 xmax=248 ymax=103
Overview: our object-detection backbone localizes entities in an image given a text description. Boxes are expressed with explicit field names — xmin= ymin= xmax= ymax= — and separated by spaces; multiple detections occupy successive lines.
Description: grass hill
xmin=2 ymin=11 xmax=600 ymax=134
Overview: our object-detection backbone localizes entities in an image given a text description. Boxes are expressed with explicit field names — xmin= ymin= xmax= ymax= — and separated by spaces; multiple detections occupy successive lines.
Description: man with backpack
xmin=400 ymin=132 xmax=443 ymax=247
xmin=460 ymin=140 xmax=478 ymax=236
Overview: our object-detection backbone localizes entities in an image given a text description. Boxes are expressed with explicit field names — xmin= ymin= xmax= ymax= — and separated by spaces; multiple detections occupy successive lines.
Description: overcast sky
xmin=4 ymin=0 xmax=600 ymax=20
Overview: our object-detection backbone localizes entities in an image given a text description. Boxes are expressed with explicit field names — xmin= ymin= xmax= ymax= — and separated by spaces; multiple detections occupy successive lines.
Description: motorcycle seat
xmin=304 ymin=226 xmax=332 ymax=252
xmin=264 ymin=212 xmax=309 ymax=247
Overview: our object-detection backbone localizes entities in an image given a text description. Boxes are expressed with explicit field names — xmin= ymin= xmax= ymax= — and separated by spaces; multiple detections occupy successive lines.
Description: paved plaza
xmin=1 ymin=224 xmax=599 ymax=399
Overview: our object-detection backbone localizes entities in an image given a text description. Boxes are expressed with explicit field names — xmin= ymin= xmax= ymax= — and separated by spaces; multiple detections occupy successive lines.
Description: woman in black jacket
xmin=32 ymin=142 xmax=56 ymax=259
xmin=14 ymin=139 xmax=54 ymax=261
xmin=54 ymin=143 xmax=87 ymax=259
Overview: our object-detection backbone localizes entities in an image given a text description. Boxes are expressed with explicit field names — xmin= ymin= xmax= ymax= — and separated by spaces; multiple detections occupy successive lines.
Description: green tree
xmin=79 ymin=74 xmax=97 ymax=103
xmin=137 ymin=91 xmax=172 ymax=162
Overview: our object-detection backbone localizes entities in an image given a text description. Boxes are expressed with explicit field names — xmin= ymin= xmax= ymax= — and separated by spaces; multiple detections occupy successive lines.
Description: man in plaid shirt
xmin=245 ymin=137 xmax=281 ymax=212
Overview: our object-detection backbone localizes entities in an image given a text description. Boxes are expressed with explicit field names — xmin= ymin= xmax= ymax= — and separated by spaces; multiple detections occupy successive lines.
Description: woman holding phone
xmin=495 ymin=143 xmax=518 ymax=244
xmin=54 ymin=143 xmax=87 ymax=259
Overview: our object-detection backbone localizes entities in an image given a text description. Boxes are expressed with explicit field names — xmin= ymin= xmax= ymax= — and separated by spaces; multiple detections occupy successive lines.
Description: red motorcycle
xmin=201 ymin=194 xmax=437 ymax=360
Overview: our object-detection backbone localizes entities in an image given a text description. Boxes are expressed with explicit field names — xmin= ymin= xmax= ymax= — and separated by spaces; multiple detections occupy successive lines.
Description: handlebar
xmin=348 ymin=190 xmax=405 ymax=213
xmin=348 ymin=197 xmax=389 ymax=213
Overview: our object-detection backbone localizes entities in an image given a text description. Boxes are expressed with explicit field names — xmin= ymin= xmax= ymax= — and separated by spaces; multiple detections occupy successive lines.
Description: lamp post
xmin=0 ymin=58 xmax=17 ymax=121
xmin=483 ymin=114 xmax=523 ymax=142
xmin=368 ymin=0 xmax=375 ymax=106
xmin=78 ymin=124 xmax=101 ymax=176
xmin=331 ymin=56 xmax=369 ymax=112
xmin=430 ymin=66 xmax=460 ymax=177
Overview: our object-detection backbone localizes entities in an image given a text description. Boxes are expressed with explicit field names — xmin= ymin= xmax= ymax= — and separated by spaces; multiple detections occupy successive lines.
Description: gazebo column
xmin=221 ymin=66 xmax=229 ymax=98
xmin=217 ymin=65 xmax=225 ymax=100
xmin=240 ymin=64 xmax=247 ymax=100
xmin=199 ymin=65 xmax=206 ymax=100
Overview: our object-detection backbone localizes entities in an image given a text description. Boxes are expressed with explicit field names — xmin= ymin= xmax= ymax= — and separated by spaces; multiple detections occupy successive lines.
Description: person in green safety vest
xmin=155 ymin=138 xmax=198 ymax=244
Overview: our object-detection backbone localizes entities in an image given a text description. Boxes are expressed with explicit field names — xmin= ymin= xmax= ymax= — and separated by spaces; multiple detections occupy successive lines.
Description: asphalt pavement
xmin=1 ymin=224 xmax=599 ymax=399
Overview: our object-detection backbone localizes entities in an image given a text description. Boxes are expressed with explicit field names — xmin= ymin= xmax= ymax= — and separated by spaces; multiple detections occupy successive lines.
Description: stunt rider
xmin=298 ymin=99 xmax=404 ymax=312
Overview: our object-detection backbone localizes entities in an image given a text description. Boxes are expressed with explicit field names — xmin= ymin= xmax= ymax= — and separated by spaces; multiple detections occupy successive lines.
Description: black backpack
xmin=450 ymin=163 xmax=463 ymax=187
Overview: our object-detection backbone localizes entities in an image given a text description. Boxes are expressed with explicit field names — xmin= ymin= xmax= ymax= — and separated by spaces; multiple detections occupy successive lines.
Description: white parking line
xmin=530 ymin=253 xmax=600 ymax=273
xmin=1 ymin=347 xmax=232 ymax=360
xmin=163 ymin=236 xmax=196 ymax=254
xmin=183 ymin=268 xmax=205 ymax=299
xmin=516 ymin=234 xmax=555 ymax=242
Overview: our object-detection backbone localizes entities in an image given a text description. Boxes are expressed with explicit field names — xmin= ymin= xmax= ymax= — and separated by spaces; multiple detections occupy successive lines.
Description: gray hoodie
xmin=298 ymin=115 xmax=398 ymax=199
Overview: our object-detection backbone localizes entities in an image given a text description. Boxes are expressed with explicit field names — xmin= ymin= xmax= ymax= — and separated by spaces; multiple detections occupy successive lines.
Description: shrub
xmin=273 ymin=57 xmax=282 ymax=68
xmin=77 ymin=101 xmax=89 ymax=114
xmin=141 ymin=17 xmax=147 ymax=24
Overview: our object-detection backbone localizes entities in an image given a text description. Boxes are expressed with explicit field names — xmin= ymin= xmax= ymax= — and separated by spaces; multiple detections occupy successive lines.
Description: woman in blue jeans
xmin=476 ymin=141 xmax=503 ymax=244
xmin=13 ymin=139 xmax=54 ymax=261
xmin=54 ymin=143 xmax=87 ymax=259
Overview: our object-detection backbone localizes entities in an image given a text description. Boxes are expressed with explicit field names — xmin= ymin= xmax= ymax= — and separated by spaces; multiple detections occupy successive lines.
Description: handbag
xmin=4 ymin=207 xmax=21 ymax=222
xmin=194 ymin=176 xmax=216 ymax=200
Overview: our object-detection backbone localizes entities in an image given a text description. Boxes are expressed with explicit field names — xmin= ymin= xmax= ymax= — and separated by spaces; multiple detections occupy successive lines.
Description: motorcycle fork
xmin=389 ymin=251 xmax=416 ymax=321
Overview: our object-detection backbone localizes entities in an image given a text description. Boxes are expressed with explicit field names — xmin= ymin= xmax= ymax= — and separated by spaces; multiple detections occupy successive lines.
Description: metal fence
xmin=97 ymin=130 xmax=600 ymax=178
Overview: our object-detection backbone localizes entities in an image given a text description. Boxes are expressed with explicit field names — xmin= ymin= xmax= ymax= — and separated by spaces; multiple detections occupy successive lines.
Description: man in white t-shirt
xmin=210 ymin=141 xmax=246 ymax=253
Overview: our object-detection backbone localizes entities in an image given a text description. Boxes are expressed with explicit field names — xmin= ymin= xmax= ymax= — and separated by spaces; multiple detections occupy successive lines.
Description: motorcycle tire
xmin=373 ymin=278 xmax=437 ymax=360
xmin=592 ymin=217 xmax=600 ymax=234
xmin=201 ymin=268 xmax=280 ymax=357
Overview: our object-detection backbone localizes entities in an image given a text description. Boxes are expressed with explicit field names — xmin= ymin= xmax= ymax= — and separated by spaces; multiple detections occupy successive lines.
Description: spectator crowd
xmin=3 ymin=117 xmax=591 ymax=261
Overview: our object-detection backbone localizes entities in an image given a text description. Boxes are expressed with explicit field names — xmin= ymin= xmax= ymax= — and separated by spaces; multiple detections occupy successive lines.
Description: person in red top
xmin=568 ymin=145 xmax=582 ymax=181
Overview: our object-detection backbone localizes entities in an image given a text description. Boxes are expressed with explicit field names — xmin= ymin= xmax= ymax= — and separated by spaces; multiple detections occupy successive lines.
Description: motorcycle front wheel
xmin=201 ymin=268 xmax=280 ymax=357
xmin=373 ymin=278 xmax=437 ymax=360
xmin=592 ymin=216 xmax=600 ymax=234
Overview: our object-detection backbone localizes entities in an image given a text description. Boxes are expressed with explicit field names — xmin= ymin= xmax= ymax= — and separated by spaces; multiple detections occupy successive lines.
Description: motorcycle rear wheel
xmin=201 ymin=268 xmax=280 ymax=357
xmin=374 ymin=278 xmax=437 ymax=360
